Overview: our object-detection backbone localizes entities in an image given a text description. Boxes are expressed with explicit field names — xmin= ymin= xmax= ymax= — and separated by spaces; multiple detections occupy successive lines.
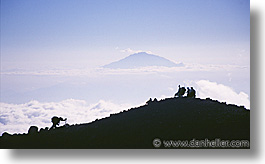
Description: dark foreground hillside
xmin=0 ymin=98 xmax=250 ymax=149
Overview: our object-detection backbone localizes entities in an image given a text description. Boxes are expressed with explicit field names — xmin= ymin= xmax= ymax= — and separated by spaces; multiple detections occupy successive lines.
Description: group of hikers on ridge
xmin=175 ymin=85 xmax=196 ymax=98
xmin=146 ymin=85 xmax=196 ymax=105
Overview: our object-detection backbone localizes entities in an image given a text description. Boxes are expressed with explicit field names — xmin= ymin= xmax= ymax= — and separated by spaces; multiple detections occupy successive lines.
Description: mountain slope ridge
xmin=0 ymin=97 xmax=250 ymax=149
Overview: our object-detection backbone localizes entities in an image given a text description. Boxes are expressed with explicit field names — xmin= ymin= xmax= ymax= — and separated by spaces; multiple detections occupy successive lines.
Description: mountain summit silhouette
xmin=103 ymin=52 xmax=184 ymax=69
xmin=0 ymin=97 xmax=249 ymax=149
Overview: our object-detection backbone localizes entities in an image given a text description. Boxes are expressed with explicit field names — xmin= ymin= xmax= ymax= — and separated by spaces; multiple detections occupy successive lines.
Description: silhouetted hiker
xmin=175 ymin=85 xmax=186 ymax=97
xmin=187 ymin=87 xmax=190 ymax=96
xmin=50 ymin=116 xmax=67 ymax=130
xmin=187 ymin=87 xmax=196 ymax=98
xmin=190 ymin=87 xmax=196 ymax=98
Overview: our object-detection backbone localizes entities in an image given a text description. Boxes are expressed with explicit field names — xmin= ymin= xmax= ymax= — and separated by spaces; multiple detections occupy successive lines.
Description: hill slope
xmin=103 ymin=52 xmax=184 ymax=69
xmin=0 ymin=98 xmax=250 ymax=149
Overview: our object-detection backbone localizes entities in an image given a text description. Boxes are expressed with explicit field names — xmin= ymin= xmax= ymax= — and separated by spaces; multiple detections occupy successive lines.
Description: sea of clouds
xmin=0 ymin=99 xmax=136 ymax=135
xmin=0 ymin=79 xmax=249 ymax=135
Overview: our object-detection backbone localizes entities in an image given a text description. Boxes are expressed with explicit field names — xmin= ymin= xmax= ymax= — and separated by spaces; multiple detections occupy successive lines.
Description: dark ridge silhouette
xmin=103 ymin=52 xmax=184 ymax=69
xmin=0 ymin=98 xmax=249 ymax=149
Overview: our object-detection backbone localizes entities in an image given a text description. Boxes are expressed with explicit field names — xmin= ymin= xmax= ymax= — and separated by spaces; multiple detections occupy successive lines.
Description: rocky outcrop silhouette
xmin=0 ymin=98 xmax=249 ymax=149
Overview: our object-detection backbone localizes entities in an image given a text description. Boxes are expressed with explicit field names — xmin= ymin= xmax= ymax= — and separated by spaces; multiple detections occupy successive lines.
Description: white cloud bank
xmin=0 ymin=99 xmax=136 ymax=135
xmin=1 ymin=64 xmax=248 ymax=77
xmin=190 ymin=80 xmax=250 ymax=109
xmin=0 ymin=80 xmax=250 ymax=135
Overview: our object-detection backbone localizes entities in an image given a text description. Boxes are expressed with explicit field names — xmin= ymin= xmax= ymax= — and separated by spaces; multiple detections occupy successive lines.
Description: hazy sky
xmin=1 ymin=0 xmax=250 ymax=66
xmin=0 ymin=0 xmax=250 ymax=135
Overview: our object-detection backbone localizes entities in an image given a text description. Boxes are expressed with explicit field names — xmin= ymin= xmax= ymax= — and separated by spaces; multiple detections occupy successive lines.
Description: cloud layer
xmin=191 ymin=80 xmax=250 ymax=109
xmin=0 ymin=99 xmax=136 ymax=135
xmin=0 ymin=80 xmax=250 ymax=135
xmin=1 ymin=63 xmax=248 ymax=76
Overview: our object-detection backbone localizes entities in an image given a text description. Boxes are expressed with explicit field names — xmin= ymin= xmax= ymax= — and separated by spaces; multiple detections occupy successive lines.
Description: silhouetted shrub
xmin=28 ymin=126 xmax=38 ymax=134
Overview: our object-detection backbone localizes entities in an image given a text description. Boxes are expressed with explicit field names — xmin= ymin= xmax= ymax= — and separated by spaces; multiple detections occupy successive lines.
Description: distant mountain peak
xmin=130 ymin=51 xmax=149 ymax=55
xmin=103 ymin=52 xmax=184 ymax=69
xmin=129 ymin=52 xmax=154 ymax=57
